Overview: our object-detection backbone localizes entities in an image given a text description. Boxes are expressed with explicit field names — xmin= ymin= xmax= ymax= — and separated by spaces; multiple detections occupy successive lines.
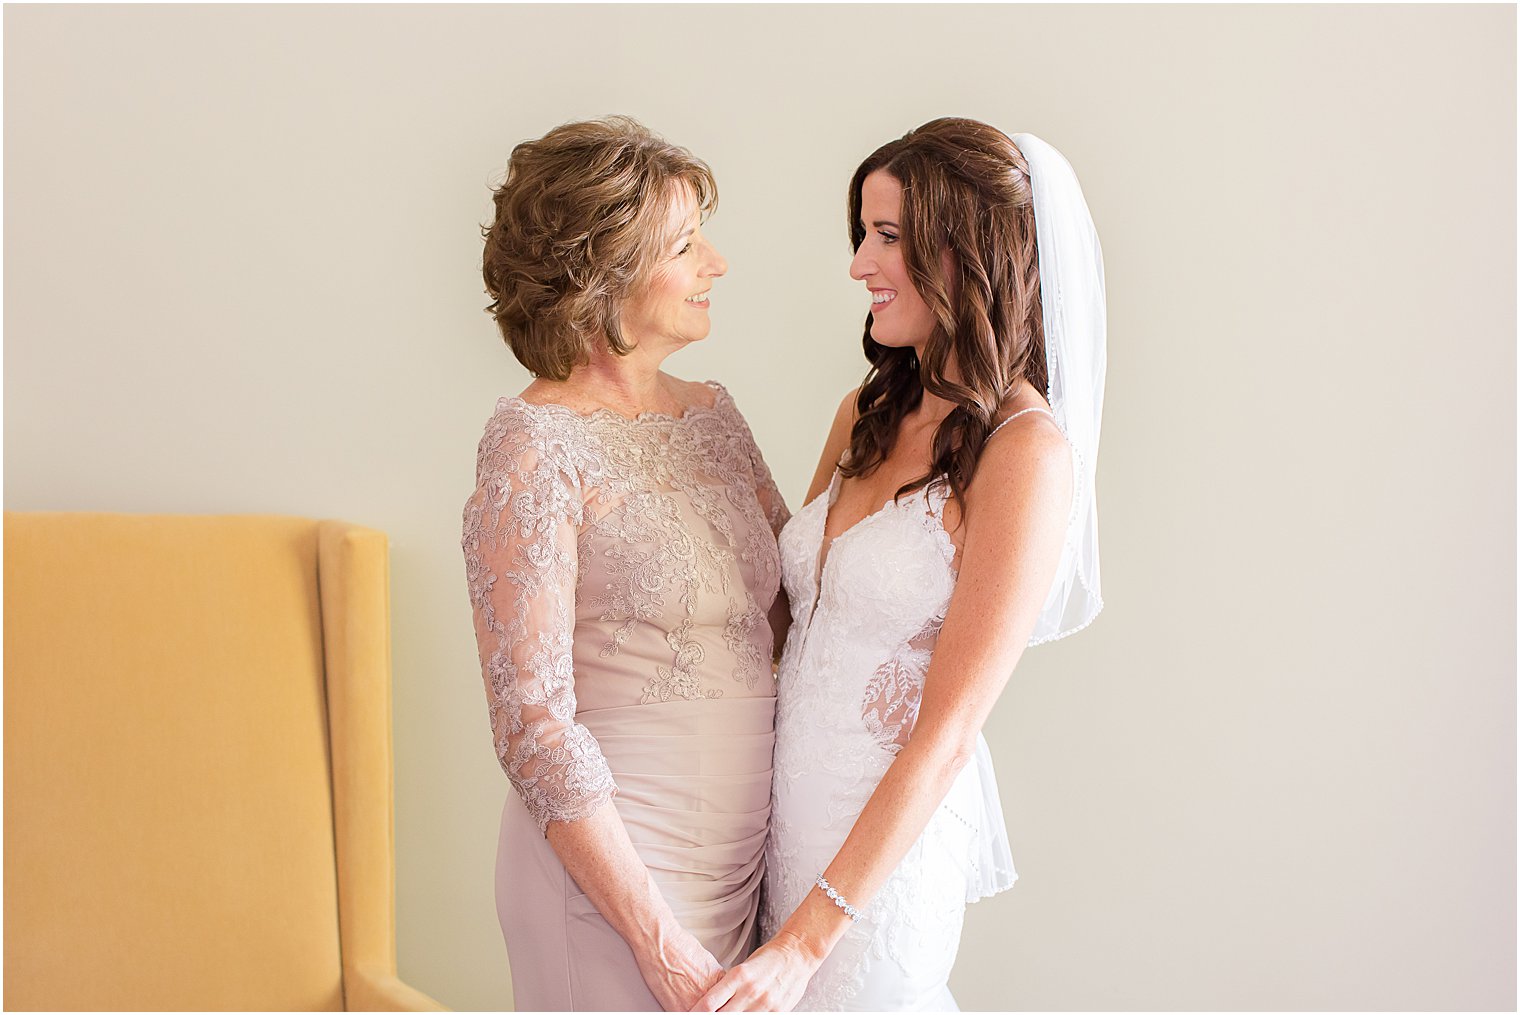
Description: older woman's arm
xmin=464 ymin=425 xmax=721 ymax=1010
xmin=752 ymin=455 xmax=792 ymax=658
xmin=547 ymin=806 xmax=723 ymax=1007
xmin=726 ymin=386 xmax=797 ymax=659
xmin=694 ymin=413 xmax=1074 ymax=1012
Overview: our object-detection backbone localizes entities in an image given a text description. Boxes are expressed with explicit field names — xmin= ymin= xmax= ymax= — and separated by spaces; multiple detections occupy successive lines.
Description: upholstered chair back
xmin=4 ymin=513 xmax=436 ymax=1012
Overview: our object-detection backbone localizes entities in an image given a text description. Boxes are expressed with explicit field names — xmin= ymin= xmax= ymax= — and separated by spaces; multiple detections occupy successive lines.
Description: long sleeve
xmin=462 ymin=414 xmax=616 ymax=834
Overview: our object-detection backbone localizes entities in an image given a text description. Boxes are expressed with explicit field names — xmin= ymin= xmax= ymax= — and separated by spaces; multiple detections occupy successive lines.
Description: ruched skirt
xmin=496 ymin=696 xmax=774 ymax=1011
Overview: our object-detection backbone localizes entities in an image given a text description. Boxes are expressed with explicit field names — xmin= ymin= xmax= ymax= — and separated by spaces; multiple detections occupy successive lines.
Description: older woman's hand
xmin=689 ymin=931 xmax=822 ymax=1012
xmin=637 ymin=926 xmax=724 ymax=1011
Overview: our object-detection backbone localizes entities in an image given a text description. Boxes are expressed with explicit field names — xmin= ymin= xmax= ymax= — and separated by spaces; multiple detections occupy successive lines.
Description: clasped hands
xmin=687 ymin=931 xmax=822 ymax=1013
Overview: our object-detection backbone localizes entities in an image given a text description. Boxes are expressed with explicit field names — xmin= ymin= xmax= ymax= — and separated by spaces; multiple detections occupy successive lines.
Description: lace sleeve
xmin=751 ymin=438 xmax=791 ymax=537
xmin=461 ymin=412 xmax=616 ymax=834
xmin=718 ymin=384 xmax=790 ymax=536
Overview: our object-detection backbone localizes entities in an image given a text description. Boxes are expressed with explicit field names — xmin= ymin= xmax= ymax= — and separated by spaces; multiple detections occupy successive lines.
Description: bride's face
xmin=850 ymin=170 xmax=939 ymax=350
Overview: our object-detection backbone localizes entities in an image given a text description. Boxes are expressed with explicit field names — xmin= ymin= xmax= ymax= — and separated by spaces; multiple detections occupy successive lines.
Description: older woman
xmin=461 ymin=117 xmax=789 ymax=1011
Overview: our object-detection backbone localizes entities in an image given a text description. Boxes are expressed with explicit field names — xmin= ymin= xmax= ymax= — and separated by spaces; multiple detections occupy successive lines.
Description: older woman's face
xmin=619 ymin=186 xmax=727 ymax=353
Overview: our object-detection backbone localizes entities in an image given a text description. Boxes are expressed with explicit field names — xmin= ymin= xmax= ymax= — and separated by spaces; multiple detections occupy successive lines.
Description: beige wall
xmin=5 ymin=4 xmax=1513 ymax=1010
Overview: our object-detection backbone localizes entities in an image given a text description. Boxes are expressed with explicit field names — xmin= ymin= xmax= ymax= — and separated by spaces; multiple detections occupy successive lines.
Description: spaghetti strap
xmin=985 ymin=406 xmax=1056 ymax=444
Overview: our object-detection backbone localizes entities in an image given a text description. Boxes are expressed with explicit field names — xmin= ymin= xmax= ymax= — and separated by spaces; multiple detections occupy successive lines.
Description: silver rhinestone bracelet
xmin=815 ymin=874 xmax=861 ymax=922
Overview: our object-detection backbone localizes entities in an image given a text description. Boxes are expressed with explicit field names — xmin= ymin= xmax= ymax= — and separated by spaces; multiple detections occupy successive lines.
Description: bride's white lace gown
xmin=764 ymin=421 xmax=1046 ymax=1010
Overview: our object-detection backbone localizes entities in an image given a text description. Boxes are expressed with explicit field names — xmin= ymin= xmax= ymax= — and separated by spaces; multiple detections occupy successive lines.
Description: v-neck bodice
xmin=763 ymin=456 xmax=1016 ymax=1011
xmin=803 ymin=406 xmax=1057 ymax=603
xmin=789 ymin=468 xmax=957 ymax=638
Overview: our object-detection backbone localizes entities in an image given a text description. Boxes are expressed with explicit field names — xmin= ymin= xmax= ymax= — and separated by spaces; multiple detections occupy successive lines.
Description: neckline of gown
xmin=805 ymin=468 xmax=945 ymax=620
xmin=804 ymin=405 xmax=1058 ymax=610
xmin=500 ymin=380 xmax=731 ymax=426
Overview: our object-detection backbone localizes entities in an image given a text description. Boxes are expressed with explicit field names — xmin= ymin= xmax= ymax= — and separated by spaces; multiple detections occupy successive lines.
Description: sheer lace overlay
xmin=861 ymin=613 xmax=942 ymax=756
xmin=463 ymin=381 xmax=787 ymax=833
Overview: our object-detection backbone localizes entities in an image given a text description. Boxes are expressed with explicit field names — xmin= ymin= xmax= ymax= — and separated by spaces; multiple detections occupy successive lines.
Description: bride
xmin=695 ymin=120 xmax=1106 ymax=1011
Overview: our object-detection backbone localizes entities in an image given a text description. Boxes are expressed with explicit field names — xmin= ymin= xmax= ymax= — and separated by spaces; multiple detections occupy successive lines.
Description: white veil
xmin=963 ymin=133 xmax=1110 ymax=906
xmin=1011 ymin=133 xmax=1107 ymax=646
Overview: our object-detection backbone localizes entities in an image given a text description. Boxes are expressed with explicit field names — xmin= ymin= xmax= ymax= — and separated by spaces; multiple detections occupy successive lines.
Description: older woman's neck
xmin=553 ymin=341 xmax=684 ymax=417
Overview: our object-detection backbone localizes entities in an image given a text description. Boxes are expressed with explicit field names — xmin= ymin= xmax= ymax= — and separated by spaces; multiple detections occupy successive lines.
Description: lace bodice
xmin=771 ymin=469 xmax=965 ymax=810
xmin=765 ymin=464 xmax=1017 ymax=1009
xmin=462 ymin=381 xmax=788 ymax=832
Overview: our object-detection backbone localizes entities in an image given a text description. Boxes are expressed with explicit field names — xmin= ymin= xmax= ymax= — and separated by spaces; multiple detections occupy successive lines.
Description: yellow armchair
xmin=4 ymin=513 xmax=447 ymax=1012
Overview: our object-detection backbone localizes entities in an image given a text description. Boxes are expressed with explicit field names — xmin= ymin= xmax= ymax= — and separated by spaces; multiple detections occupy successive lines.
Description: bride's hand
xmin=689 ymin=931 xmax=821 ymax=1012
xmin=636 ymin=927 xmax=724 ymax=1012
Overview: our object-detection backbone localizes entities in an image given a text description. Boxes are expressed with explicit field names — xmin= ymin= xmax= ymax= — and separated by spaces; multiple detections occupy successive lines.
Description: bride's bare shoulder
xmin=970 ymin=402 xmax=1072 ymax=518
xmin=834 ymin=386 xmax=861 ymax=428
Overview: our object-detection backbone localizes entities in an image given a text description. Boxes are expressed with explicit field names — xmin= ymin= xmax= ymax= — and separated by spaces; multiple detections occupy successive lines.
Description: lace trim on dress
xmin=858 ymin=483 xmax=958 ymax=754
xmin=861 ymin=615 xmax=939 ymax=755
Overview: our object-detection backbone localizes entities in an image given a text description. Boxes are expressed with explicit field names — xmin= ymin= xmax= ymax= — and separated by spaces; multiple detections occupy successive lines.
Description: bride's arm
xmin=693 ymin=414 xmax=1073 ymax=1012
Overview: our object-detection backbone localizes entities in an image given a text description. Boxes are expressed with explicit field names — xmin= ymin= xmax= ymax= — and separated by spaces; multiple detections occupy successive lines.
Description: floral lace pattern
xmin=463 ymin=382 xmax=787 ymax=833
xmin=861 ymin=613 xmax=942 ymax=755
xmin=765 ymin=470 xmax=1015 ymax=1008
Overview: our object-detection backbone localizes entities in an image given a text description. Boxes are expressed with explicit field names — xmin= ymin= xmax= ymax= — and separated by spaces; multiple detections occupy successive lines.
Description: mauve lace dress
xmin=461 ymin=381 xmax=789 ymax=1011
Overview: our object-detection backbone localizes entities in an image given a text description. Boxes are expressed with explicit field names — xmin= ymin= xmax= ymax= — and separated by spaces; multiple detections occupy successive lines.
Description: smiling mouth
xmin=685 ymin=292 xmax=710 ymax=305
xmin=870 ymin=290 xmax=896 ymax=307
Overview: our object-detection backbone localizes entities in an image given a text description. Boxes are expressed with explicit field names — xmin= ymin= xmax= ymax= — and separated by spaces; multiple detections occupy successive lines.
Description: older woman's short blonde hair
xmin=482 ymin=116 xmax=718 ymax=379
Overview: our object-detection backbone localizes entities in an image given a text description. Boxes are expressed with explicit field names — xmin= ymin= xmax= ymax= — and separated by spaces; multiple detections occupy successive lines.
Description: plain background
xmin=5 ymin=4 xmax=1514 ymax=1011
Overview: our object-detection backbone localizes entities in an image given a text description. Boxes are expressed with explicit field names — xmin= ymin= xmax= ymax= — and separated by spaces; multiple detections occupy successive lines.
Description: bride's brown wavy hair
xmin=843 ymin=117 xmax=1046 ymax=510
